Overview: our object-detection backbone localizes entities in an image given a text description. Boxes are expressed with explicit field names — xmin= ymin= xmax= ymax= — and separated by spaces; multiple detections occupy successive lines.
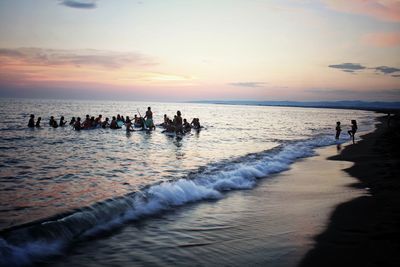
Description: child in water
xmin=335 ymin=121 xmax=341 ymax=140
xmin=348 ymin=120 xmax=358 ymax=144
xmin=35 ymin=117 xmax=41 ymax=127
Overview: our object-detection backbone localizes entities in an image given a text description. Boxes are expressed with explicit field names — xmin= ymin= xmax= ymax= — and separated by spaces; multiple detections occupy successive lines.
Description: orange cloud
xmin=0 ymin=47 xmax=156 ymax=69
xmin=0 ymin=47 xmax=194 ymax=88
xmin=362 ymin=32 xmax=400 ymax=47
xmin=324 ymin=0 xmax=400 ymax=22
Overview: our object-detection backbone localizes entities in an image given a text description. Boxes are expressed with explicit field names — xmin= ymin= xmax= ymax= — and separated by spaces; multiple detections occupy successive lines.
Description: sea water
xmin=0 ymin=98 xmax=376 ymax=265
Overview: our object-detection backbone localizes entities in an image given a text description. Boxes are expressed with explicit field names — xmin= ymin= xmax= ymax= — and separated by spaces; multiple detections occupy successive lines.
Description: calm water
xmin=0 ymin=98 xmax=376 ymax=266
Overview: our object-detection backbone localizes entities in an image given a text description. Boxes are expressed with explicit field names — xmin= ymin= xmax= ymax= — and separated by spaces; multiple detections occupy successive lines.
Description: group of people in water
xmin=28 ymin=107 xmax=202 ymax=135
xmin=335 ymin=119 xmax=358 ymax=144
xmin=29 ymin=110 xmax=359 ymax=142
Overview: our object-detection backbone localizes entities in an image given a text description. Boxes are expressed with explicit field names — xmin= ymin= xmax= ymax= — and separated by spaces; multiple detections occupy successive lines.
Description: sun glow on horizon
xmin=0 ymin=0 xmax=399 ymax=101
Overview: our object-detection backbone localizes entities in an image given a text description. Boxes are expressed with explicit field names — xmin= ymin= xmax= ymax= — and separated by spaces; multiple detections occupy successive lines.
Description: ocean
xmin=0 ymin=98 xmax=376 ymax=266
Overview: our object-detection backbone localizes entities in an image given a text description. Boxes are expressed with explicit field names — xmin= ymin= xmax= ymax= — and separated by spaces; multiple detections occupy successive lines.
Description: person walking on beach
xmin=348 ymin=120 xmax=358 ymax=144
xmin=28 ymin=114 xmax=35 ymax=128
xmin=335 ymin=121 xmax=341 ymax=140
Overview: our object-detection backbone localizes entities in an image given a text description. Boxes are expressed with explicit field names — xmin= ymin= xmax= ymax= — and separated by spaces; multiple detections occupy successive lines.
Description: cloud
xmin=228 ymin=82 xmax=266 ymax=88
xmin=0 ymin=47 xmax=196 ymax=93
xmin=60 ymin=0 xmax=97 ymax=9
xmin=392 ymin=74 xmax=400 ymax=78
xmin=362 ymin=32 xmax=400 ymax=47
xmin=328 ymin=63 xmax=366 ymax=72
xmin=323 ymin=0 xmax=400 ymax=22
xmin=0 ymin=47 xmax=156 ymax=69
xmin=329 ymin=62 xmax=400 ymax=77
xmin=0 ymin=48 xmax=23 ymax=57
xmin=374 ymin=66 xmax=400 ymax=74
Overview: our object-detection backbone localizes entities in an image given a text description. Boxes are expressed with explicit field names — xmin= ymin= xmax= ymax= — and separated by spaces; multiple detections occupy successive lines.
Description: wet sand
xmin=300 ymin=115 xmax=400 ymax=267
xmin=42 ymin=146 xmax=364 ymax=267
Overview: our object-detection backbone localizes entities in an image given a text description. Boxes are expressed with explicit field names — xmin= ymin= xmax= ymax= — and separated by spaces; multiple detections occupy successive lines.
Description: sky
xmin=0 ymin=0 xmax=399 ymax=101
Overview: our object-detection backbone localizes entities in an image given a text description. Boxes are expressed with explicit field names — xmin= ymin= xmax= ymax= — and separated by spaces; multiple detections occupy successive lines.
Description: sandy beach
xmin=300 ymin=114 xmax=400 ymax=267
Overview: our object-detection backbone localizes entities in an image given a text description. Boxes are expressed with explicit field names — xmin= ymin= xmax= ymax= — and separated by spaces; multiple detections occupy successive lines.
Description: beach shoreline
xmin=300 ymin=114 xmax=400 ymax=267
xmin=38 ymin=145 xmax=364 ymax=267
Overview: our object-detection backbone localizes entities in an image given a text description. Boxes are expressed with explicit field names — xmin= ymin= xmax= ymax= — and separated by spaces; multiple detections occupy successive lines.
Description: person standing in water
xmin=183 ymin=118 xmax=191 ymax=133
xmin=49 ymin=116 xmax=55 ymax=127
xmin=59 ymin=116 xmax=66 ymax=127
xmin=69 ymin=117 xmax=76 ymax=126
xmin=95 ymin=114 xmax=102 ymax=126
xmin=28 ymin=114 xmax=35 ymax=128
xmin=102 ymin=117 xmax=110 ymax=128
xmin=110 ymin=116 xmax=120 ymax=129
xmin=348 ymin=120 xmax=358 ymax=144
xmin=74 ymin=117 xmax=81 ymax=130
xmin=335 ymin=121 xmax=341 ymax=140
xmin=174 ymin=110 xmax=183 ymax=134
xmin=125 ymin=116 xmax=134 ymax=132
xmin=144 ymin=107 xmax=155 ymax=130
xmin=35 ymin=117 xmax=41 ymax=127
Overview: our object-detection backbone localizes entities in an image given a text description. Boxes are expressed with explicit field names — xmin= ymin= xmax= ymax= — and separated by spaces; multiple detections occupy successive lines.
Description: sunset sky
xmin=0 ymin=0 xmax=399 ymax=101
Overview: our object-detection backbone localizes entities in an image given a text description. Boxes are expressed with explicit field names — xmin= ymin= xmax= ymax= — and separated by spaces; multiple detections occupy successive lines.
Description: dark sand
xmin=300 ymin=115 xmax=400 ymax=267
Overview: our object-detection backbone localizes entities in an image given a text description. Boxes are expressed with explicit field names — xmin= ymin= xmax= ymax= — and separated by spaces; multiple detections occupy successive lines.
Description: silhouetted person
xmin=183 ymin=118 xmax=191 ymax=133
xmin=59 ymin=116 xmax=66 ymax=126
xmin=90 ymin=116 xmax=95 ymax=128
xmin=110 ymin=116 xmax=120 ymax=129
xmin=174 ymin=110 xmax=183 ymax=134
xmin=49 ymin=116 xmax=55 ymax=127
xmin=28 ymin=114 xmax=35 ymax=128
xmin=125 ymin=117 xmax=134 ymax=132
xmin=69 ymin=117 xmax=76 ymax=126
xmin=35 ymin=117 xmax=41 ymax=127
xmin=102 ymin=117 xmax=109 ymax=128
xmin=51 ymin=119 xmax=59 ymax=128
xmin=74 ymin=117 xmax=81 ymax=130
xmin=348 ymin=120 xmax=358 ymax=144
xmin=95 ymin=114 xmax=102 ymax=126
xmin=144 ymin=107 xmax=155 ymax=130
xmin=191 ymin=118 xmax=201 ymax=129
xmin=335 ymin=121 xmax=341 ymax=140
xmin=82 ymin=115 xmax=91 ymax=129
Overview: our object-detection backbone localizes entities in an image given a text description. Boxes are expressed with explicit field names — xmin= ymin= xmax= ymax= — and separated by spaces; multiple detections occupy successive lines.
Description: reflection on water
xmin=336 ymin=143 xmax=342 ymax=152
xmin=0 ymin=98 xmax=375 ymax=230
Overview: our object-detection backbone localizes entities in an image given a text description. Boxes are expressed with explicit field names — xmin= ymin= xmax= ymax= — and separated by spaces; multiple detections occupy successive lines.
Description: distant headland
xmin=190 ymin=100 xmax=400 ymax=112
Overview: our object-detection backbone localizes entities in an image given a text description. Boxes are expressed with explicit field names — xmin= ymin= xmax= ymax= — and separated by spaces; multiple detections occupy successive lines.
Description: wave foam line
xmin=0 ymin=134 xmax=341 ymax=266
